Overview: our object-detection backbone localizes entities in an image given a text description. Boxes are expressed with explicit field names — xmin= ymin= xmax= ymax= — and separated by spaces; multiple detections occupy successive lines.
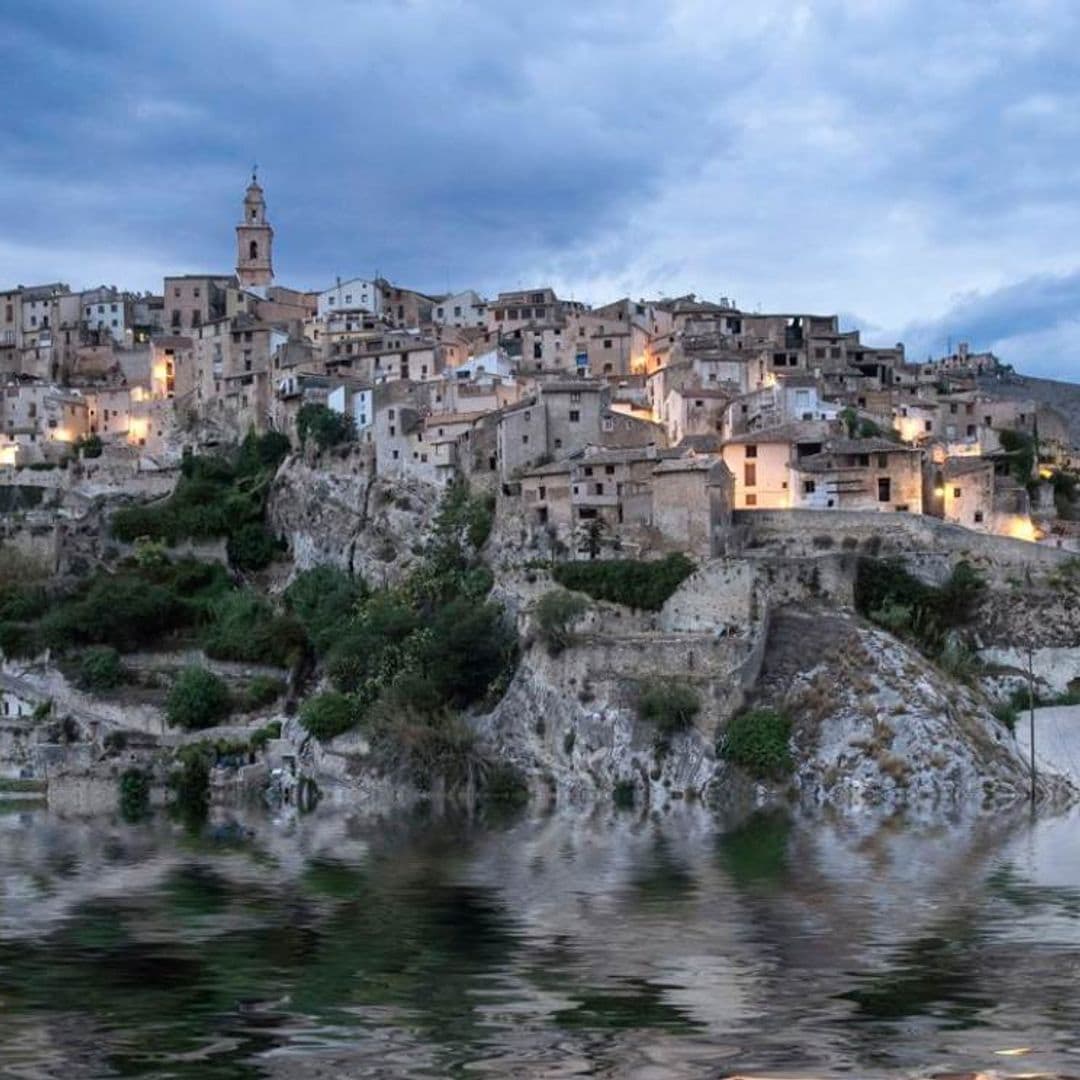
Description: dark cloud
xmin=1 ymin=0 xmax=1080 ymax=379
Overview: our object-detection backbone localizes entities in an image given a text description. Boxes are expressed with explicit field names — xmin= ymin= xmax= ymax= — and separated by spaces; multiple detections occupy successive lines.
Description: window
xmin=569 ymin=410 xmax=580 ymax=423
xmin=110 ymin=303 xmax=117 ymax=313
xmin=745 ymin=444 xmax=757 ymax=458
xmin=974 ymin=511 xmax=984 ymax=523
xmin=830 ymin=347 xmax=841 ymax=359
xmin=744 ymin=463 xmax=757 ymax=487
xmin=925 ymin=420 xmax=932 ymax=432
xmin=249 ymin=241 xmax=258 ymax=260
xmin=745 ymin=493 xmax=757 ymax=506
xmin=877 ymin=454 xmax=887 ymax=468
xmin=803 ymin=480 xmax=815 ymax=495
xmin=534 ymin=342 xmax=542 ymax=359
xmin=858 ymin=454 xmax=870 ymax=467
xmin=953 ymin=487 xmax=962 ymax=498
xmin=605 ymin=465 xmax=615 ymax=475
xmin=522 ymin=434 xmax=529 ymax=444
xmin=877 ymin=477 xmax=891 ymax=502
xmin=603 ymin=339 xmax=612 ymax=349
xmin=595 ymin=483 xmax=605 ymax=495
xmin=570 ymin=392 xmax=581 ymax=403
xmin=584 ymin=466 xmax=593 ymax=477
xmin=454 ymin=306 xmax=461 ymax=317
xmin=579 ymin=507 xmax=598 ymax=520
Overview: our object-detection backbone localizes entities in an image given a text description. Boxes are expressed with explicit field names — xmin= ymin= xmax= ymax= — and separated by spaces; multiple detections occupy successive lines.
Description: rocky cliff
xmin=267 ymin=450 xmax=440 ymax=585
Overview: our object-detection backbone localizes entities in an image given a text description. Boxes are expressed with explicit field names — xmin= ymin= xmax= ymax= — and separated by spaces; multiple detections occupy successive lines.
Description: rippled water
xmin=1 ymin=801 xmax=1080 ymax=1078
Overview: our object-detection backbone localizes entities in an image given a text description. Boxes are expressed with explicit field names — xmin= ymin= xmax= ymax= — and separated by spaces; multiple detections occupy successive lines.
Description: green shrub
xmin=297 ymin=404 xmax=355 ymax=450
xmin=638 ymin=681 xmax=700 ymax=737
xmin=166 ymin=666 xmax=232 ymax=731
xmin=371 ymin=707 xmax=483 ymax=792
xmin=39 ymin=574 xmax=183 ymax=653
xmin=991 ymin=701 xmax=1018 ymax=733
xmin=169 ymin=753 xmax=210 ymax=831
xmin=300 ymin=692 xmax=357 ymax=741
xmin=76 ymin=434 xmax=103 ymax=459
xmin=0 ymin=621 xmax=38 ymax=659
xmin=613 ymin=778 xmax=636 ymax=809
xmin=201 ymin=589 xmax=305 ymax=668
xmin=78 ymin=646 xmax=125 ymax=691
xmin=0 ymin=583 xmax=48 ymax=622
xmin=119 ymin=768 xmax=150 ymax=822
xmin=551 ymin=553 xmax=695 ymax=611
xmin=720 ymin=709 xmax=793 ymax=779
xmin=285 ymin=566 xmax=366 ymax=655
xmin=250 ymin=720 xmax=282 ymax=751
xmin=227 ymin=522 xmax=282 ymax=571
xmin=855 ymin=558 xmax=985 ymax=656
xmin=241 ymin=675 xmax=285 ymax=711
xmin=535 ymin=589 xmax=588 ymax=655
xmin=998 ymin=428 xmax=1036 ymax=485
xmin=236 ymin=429 xmax=290 ymax=476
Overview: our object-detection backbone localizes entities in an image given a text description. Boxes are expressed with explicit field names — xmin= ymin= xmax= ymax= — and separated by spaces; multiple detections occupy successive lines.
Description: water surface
xmin=1 ymin=801 xmax=1079 ymax=1078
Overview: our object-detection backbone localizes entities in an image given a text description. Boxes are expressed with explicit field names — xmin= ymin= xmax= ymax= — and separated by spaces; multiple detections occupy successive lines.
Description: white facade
xmin=81 ymin=289 xmax=129 ymax=343
xmin=318 ymin=278 xmax=382 ymax=318
xmin=431 ymin=290 xmax=487 ymax=328
xmin=327 ymin=384 xmax=373 ymax=433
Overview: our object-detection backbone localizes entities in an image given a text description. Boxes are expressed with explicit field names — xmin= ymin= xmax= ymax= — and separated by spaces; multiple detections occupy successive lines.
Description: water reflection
xmin=0 ymin=803 xmax=1079 ymax=1077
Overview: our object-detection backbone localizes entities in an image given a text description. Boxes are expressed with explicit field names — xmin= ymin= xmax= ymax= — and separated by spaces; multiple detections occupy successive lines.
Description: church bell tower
xmin=235 ymin=170 xmax=274 ymax=289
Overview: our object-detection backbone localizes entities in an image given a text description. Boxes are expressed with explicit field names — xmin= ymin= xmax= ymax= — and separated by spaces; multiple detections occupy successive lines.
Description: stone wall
xmin=736 ymin=509 xmax=1072 ymax=574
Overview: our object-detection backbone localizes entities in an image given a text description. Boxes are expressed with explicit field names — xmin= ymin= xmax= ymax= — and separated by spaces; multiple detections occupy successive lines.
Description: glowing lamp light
xmin=934 ymin=485 xmax=945 ymax=498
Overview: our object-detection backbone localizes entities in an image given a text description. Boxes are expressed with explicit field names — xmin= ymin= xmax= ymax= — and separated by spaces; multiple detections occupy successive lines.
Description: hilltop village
xmin=2 ymin=176 xmax=1080 ymax=819
xmin=2 ymin=175 xmax=1077 ymax=551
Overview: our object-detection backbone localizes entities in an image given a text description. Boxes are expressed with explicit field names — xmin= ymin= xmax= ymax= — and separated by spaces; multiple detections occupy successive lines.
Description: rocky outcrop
xmin=267 ymin=451 xmax=441 ymax=585
xmin=756 ymin=608 xmax=1073 ymax=813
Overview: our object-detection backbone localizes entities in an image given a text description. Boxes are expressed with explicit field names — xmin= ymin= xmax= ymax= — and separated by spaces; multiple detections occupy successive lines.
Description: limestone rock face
xmin=267 ymin=452 xmax=441 ymax=585
xmin=758 ymin=609 xmax=1073 ymax=814
xmin=475 ymin=646 xmax=717 ymax=811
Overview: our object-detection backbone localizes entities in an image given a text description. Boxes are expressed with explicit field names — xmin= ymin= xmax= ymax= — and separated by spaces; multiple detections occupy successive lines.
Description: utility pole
xmin=1028 ymin=645 xmax=1036 ymax=804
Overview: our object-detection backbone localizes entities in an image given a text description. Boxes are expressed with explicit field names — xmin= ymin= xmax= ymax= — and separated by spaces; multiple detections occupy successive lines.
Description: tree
xmin=535 ymin=589 xmax=588 ymax=655
xmin=296 ymin=404 xmax=355 ymax=451
xmin=166 ymin=666 xmax=232 ymax=730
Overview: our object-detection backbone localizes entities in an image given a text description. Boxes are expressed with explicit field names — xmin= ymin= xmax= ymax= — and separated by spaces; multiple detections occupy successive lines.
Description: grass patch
xmin=719 ymin=708 xmax=793 ymax=780
xmin=551 ymin=553 xmax=695 ymax=611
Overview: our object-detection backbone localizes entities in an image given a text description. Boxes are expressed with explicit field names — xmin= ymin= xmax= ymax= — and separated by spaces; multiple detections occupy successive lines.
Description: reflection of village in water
xmin=2 ymin=804 xmax=1080 ymax=1078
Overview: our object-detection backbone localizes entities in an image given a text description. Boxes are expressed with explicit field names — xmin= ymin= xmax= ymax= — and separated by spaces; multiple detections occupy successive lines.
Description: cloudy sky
xmin=3 ymin=0 xmax=1080 ymax=378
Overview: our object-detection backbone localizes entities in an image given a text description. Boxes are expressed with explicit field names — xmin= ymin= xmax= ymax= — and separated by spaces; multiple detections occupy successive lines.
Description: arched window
xmin=249 ymin=240 xmax=258 ymax=261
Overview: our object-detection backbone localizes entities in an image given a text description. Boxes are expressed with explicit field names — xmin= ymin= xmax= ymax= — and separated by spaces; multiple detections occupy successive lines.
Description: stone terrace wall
xmin=735 ymin=509 xmax=1071 ymax=576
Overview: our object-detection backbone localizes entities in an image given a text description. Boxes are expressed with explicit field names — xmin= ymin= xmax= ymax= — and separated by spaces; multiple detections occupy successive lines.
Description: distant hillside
xmin=978 ymin=372 xmax=1080 ymax=446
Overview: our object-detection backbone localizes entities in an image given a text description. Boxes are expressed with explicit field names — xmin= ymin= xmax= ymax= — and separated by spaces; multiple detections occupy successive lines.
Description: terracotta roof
xmin=724 ymin=422 xmax=828 ymax=445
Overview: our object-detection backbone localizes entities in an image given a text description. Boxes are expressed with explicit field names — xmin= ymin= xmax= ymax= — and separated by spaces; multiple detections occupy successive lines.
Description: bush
xmin=166 ymin=666 xmax=232 ymax=731
xmin=227 ymin=522 xmax=282 ymax=571
xmin=119 ymin=768 xmax=150 ymax=822
xmin=638 ymin=681 xmax=700 ymax=737
xmin=535 ymin=589 xmax=588 ymax=655
xmin=297 ymin=404 xmax=355 ymax=450
xmin=552 ymin=553 xmax=695 ymax=611
xmin=77 ymin=434 xmax=103 ymax=459
xmin=201 ymin=589 xmax=306 ymax=668
xmin=720 ymin=709 xmax=793 ymax=779
xmin=613 ymin=778 xmax=636 ymax=809
xmin=78 ymin=646 xmax=125 ymax=691
xmin=169 ymin=753 xmax=210 ymax=831
xmin=241 ymin=675 xmax=285 ymax=711
xmin=998 ymin=429 xmax=1036 ymax=485
xmin=39 ymin=574 xmax=184 ymax=653
xmin=250 ymin=720 xmax=282 ymax=751
xmin=371 ymin=707 xmax=484 ymax=792
xmin=855 ymin=558 xmax=985 ymax=656
xmin=286 ymin=566 xmax=366 ymax=655
xmin=300 ymin=692 xmax=357 ymax=741
xmin=991 ymin=701 xmax=1018 ymax=733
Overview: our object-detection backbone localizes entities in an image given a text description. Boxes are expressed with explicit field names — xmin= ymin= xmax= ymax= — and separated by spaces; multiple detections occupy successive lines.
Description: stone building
xmin=235 ymin=173 xmax=274 ymax=290
xmin=791 ymin=438 xmax=924 ymax=513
